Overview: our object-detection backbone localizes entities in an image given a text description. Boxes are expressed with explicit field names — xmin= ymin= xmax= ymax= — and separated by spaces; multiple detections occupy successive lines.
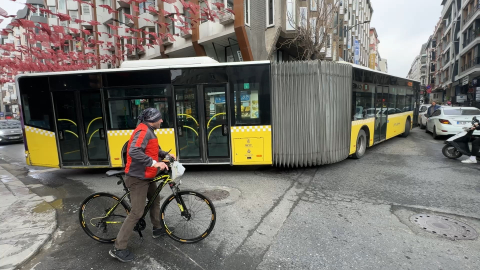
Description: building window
xmin=309 ymin=18 xmax=316 ymax=42
xmin=58 ymin=0 xmax=66 ymax=10
xmin=69 ymin=10 xmax=78 ymax=21
xmin=82 ymin=4 xmax=91 ymax=15
xmin=299 ymin=7 xmax=307 ymax=28
xmin=266 ymin=0 xmax=274 ymax=27
xmin=119 ymin=9 xmax=124 ymax=23
xmin=49 ymin=6 xmax=56 ymax=18
xmin=310 ymin=0 xmax=317 ymax=11
xmin=139 ymin=0 xmax=155 ymax=15
xmin=245 ymin=0 xmax=250 ymax=25
xmin=286 ymin=0 xmax=296 ymax=30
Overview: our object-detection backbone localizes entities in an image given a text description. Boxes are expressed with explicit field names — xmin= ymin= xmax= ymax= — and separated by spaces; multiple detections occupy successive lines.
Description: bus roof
xmin=120 ymin=56 xmax=219 ymax=68
xmin=337 ymin=61 xmax=421 ymax=84
xmin=14 ymin=58 xmax=270 ymax=80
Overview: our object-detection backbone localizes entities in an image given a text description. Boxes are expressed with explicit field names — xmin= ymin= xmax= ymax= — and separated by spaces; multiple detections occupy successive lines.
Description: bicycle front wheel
xmin=161 ymin=191 xmax=216 ymax=243
xmin=79 ymin=193 xmax=130 ymax=243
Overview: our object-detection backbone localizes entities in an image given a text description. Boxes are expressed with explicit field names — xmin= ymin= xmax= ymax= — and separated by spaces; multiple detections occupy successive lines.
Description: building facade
xmin=379 ymin=58 xmax=388 ymax=73
xmin=1 ymin=0 xmax=377 ymax=117
xmin=368 ymin=27 xmax=380 ymax=70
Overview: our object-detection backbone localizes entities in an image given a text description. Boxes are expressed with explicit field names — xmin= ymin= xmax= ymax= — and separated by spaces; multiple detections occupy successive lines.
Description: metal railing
xmin=463 ymin=6 xmax=480 ymax=26
xmin=460 ymin=57 xmax=480 ymax=72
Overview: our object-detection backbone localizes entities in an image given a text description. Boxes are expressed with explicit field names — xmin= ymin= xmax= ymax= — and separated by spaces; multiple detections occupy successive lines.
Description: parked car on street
xmin=418 ymin=104 xmax=431 ymax=129
xmin=0 ymin=120 xmax=23 ymax=144
xmin=425 ymin=107 xmax=480 ymax=139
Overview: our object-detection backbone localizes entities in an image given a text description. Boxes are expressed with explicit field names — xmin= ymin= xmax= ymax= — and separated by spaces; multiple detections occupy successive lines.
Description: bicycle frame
xmin=104 ymin=172 xmax=189 ymax=226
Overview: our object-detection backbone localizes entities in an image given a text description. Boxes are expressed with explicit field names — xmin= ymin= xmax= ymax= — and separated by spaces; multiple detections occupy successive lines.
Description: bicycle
xmin=79 ymin=154 xmax=216 ymax=244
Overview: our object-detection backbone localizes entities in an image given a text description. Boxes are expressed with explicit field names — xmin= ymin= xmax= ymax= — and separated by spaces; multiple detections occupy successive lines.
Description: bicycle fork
xmin=169 ymin=183 xmax=191 ymax=220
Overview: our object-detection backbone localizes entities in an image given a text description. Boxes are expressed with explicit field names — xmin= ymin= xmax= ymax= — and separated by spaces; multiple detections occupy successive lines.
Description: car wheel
xmin=352 ymin=130 xmax=367 ymax=159
xmin=419 ymin=119 xmax=425 ymax=129
xmin=425 ymin=122 xmax=430 ymax=133
xmin=432 ymin=126 xmax=439 ymax=140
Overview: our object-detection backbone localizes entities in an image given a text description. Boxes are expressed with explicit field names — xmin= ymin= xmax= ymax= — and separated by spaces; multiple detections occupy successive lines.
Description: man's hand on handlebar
xmin=153 ymin=162 xmax=169 ymax=171
xmin=168 ymin=153 xmax=176 ymax=160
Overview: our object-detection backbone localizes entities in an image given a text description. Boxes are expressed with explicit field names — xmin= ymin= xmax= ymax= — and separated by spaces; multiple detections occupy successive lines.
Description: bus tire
xmin=401 ymin=119 xmax=411 ymax=138
xmin=352 ymin=130 xmax=367 ymax=159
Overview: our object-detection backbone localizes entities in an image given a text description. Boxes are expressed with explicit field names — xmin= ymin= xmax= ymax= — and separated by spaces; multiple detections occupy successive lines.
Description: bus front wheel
xmin=352 ymin=130 xmax=367 ymax=159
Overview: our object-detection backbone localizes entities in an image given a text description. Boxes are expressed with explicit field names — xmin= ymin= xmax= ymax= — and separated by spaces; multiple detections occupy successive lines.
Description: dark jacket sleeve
xmin=128 ymin=129 xmax=154 ymax=167
xmin=158 ymin=146 xmax=168 ymax=160
xmin=476 ymin=125 xmax=480 ymax=130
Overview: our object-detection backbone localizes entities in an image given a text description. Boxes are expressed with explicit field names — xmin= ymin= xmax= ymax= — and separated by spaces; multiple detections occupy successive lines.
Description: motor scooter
xmin=442 ymin=116 xmax=480 ymax=159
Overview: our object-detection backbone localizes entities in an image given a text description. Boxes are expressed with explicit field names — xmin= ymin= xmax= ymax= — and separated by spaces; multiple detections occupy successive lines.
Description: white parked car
xmin=425 ymin=107 xmax=480 ymax=139
xmin=418 ymin=104 xmax=431 ymax=129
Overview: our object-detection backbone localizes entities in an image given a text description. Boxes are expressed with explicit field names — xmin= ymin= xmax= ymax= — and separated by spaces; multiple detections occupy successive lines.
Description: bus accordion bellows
xmin=16 ymin=58 xmax=419 ymax=168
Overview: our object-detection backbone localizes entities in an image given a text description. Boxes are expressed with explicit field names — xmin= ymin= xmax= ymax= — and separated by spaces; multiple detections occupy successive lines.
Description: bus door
xmin=53 ymin=90 xmax=109 ymax=166
xmin=374 ymin=86 xmax=388 ymax=143
xmin=174 ymin=84 xmax=230 ymax=164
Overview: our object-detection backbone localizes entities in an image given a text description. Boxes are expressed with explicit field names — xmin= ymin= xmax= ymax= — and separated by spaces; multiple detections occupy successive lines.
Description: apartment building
xmin=455 ymin=0 xmax=480 ymax=105
xmin=7 ymin=0 xmax=373 ymax=65
xmin=407 ymin=55 xmax=420 ymax=82
xmin=368 ymin=27 xmax=380 ymax=70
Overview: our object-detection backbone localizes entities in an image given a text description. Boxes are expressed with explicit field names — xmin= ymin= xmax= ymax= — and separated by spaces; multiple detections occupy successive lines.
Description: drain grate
xmin=409 ymin=214 xmax=478 ymax=240
xmin=199 ymin=189 xmax=230 ymax=201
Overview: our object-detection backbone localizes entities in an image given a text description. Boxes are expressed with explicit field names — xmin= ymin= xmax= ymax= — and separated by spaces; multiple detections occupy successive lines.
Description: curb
xmin=0 ymin=164 xmax=57 ymax=270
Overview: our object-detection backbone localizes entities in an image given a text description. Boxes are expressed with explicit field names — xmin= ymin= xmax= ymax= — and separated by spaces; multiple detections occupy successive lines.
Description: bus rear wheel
xmin=352 ymin=130 xmax=367 ymax=159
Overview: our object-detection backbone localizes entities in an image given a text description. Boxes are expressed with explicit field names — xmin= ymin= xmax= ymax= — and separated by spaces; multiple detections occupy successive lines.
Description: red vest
xmin=125 ymin=123 xmax=159 ymax=179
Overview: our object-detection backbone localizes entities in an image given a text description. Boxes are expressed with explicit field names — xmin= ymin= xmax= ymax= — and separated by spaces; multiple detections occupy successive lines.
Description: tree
xmin=0 ymin=0 xmax=233 ymax=83
xmin=281 ymin=0 xmax=340 ymax=61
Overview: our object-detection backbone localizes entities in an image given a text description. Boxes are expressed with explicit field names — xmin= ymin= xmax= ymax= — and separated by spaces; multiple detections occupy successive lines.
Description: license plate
xmin=9 ymin=136 xmax=20 ymax=139
xmin=457 ymin=121 xmax=469 ymax=125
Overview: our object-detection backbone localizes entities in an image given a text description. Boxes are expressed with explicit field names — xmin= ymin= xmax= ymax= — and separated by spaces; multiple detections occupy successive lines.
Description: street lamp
xmin=345 ymin=20 xmax=370 ymax=64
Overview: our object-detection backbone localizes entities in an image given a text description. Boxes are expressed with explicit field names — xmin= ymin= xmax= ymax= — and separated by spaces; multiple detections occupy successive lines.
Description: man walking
xmin=109 ymin=108 xmax=175 ymax=263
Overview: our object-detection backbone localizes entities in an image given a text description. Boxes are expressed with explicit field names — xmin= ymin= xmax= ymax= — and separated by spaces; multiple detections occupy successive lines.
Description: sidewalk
xmin=0 ymin=165 xmax=56 ymax=270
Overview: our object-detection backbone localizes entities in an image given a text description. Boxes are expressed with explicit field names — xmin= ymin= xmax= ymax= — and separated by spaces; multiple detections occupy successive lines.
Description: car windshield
xmin=0 ymin=120 xmax=21 ymax=129
xmin=443 ymin=109 xmax=480 ymax=116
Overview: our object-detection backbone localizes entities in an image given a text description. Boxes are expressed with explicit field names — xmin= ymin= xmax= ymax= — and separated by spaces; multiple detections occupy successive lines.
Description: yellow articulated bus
xmin=16 ymin=58 xmax=419 ymax=168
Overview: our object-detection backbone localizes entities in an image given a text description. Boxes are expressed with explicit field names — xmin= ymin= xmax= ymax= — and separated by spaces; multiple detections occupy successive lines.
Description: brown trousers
xmin=115 ymin=175 xmax=161 ymax=250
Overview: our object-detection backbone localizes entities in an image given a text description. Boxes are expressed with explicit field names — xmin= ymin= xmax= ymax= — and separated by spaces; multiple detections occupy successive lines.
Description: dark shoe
xmin=153 ymin=226 xmax=174 ymax=238
xmin=109 ymin=248 xmax=135 ymax=263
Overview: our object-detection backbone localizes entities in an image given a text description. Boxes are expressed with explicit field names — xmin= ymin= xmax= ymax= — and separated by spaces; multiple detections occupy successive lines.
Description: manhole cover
xmin=409 ymin=214 xmax=478 ymax=240
xmin=200 ymin=189 xmax=230 ymax=201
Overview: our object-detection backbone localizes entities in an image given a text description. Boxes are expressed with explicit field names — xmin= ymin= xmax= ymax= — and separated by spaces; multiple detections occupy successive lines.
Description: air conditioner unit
xmin=219 ymin=12 xmax=234 ymax=25
xmin=162 ymin=36 xmax=173 ymax=46
xmin=126 ymin=19 xmax=134 ymax=27
xmin=127 ymin=49 xmax=136 ymax=57
xmin=180 ymin=30 xmax=191 ymax=38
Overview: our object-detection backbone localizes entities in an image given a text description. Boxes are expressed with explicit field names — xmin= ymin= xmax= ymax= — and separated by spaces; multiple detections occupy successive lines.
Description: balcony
xmin=462 ymin=6 xmax=480 ymax=28
xmin=460 ymin=57 xmax=480 ymax=72
xmin=138 ymin=13 xmax=155 ymax=28
xmin=463 ymin=32 xmax=480 ymax=48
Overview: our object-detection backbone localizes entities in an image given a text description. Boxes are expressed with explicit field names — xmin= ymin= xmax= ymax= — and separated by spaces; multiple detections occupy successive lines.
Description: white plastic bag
xmin=171 ymin=161 xmax=186 ymax=180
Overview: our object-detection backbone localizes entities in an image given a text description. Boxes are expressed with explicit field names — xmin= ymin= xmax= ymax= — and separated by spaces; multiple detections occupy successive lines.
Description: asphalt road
xmin=2 ymin=128 xmax=479 ymax=270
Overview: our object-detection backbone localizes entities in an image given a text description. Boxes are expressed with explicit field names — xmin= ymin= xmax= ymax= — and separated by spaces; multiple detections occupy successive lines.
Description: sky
xmin=370 ymin=0 xmax=443 ymax=78
xmin=1 ymin=0 xmax=442 ymax=78
xmin=0 ymin=0 xmax=25 ymax=29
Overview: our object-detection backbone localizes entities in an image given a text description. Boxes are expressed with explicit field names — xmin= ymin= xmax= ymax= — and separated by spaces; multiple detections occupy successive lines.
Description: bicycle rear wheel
xmin=79 ymin=193 xmax=130 ymax=243
xmin=160 ymin=191 xmax=216 ymax=243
